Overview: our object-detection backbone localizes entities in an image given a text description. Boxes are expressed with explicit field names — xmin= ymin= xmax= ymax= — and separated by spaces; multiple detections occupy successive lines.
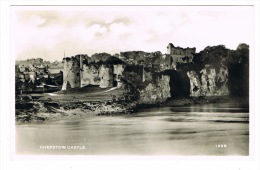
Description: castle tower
xmin=79 ymin=55 xmax=83 ymax=87
xmin=167 ymin=43 xmax=174 ymax=54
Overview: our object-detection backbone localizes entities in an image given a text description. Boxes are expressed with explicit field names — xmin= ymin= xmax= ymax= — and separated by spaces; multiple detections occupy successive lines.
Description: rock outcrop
xmin=119 ymin=64 xmax=171 ymax=104
xmin=139 ymin=75 xmax=171 ymax=103
xmin=200 ymin=65 xmax=217 ymax=96
xmin=187 ymin=64 xmax=229 ymax=97
xmin=187 ymin=70 xmax=201 ymax=96
xmin=216 ymin=65 xmax=229 ymax=95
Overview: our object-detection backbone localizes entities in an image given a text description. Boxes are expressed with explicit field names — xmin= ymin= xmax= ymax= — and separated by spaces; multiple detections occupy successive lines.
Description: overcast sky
xmin=12 ymin=6 xmax=254 ymax=61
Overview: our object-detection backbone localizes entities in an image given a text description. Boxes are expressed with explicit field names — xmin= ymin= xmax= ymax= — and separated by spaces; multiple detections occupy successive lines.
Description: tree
xmin=236 ymin=43 xmax=249 ymax=64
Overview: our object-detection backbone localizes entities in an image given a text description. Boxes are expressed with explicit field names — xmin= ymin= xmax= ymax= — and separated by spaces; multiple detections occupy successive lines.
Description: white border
xmin=1 ymin=1 xmax=260 ymax=170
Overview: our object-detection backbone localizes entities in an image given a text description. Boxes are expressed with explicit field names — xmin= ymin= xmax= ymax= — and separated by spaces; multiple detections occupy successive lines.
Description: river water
xmin=16 ymin=103 xmax=249 ymax=155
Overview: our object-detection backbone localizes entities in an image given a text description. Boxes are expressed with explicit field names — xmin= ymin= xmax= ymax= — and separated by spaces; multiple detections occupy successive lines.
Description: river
xmin=16 ymin=102 xmax=249 ymax=155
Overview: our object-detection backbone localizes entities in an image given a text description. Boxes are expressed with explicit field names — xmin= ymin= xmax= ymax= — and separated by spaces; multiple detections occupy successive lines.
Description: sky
xmin=12 ymin=6 xmax=254 ymax=62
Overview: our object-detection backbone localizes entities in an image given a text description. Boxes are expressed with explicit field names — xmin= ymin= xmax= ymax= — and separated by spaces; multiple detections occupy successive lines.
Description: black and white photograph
xmin=13 ymin=5 xmax=252 ymax=155
xmin=1 ymin=1 xmax=260 ymax=170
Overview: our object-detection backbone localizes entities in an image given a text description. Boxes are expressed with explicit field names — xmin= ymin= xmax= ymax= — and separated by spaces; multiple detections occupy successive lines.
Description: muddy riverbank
xmin=15 ymin=100 xmax=137 ymax=123
xmin=15 ymin=93 xmax=248 ymax=124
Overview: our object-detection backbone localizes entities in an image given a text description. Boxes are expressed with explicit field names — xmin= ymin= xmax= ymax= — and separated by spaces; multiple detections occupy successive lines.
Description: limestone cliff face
xmin=187 ymin=65 xmax=229 ymax=97
xmin=187 ymin=71 xmax=201 ymax=96
xmin=120 ymin=65 xmax=171 ymax=103
xmin=216 ymin=66 xmax=229 ymax=95
xmin=139 ymin=75 xmax=171 ymax=103
xmin=200 ymin=65 xmax=216 ymax=96
xmin=139 ymin=75 xmax=171 ymax=104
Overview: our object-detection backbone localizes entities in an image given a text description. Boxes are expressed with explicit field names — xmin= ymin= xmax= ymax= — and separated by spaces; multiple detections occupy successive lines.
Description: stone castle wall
xmin=61 ymin=57 xmax=81 ymax=90
xmin=62 ymin=55 xmax=125 ymax=90
xmin=99 ymin=65 xmax=113 ymax=88
xmin=167 ymin=43 xmax=196 ymax=56
xmin=113 ymin=65 xmax=125 ymax=87
xmin=61 ymin=54 xmax=229 ymax=100
xmin=81 ymin=64 xmax=100 ymax=87
xmin=166 ymin=43 xmax=196 ymax=65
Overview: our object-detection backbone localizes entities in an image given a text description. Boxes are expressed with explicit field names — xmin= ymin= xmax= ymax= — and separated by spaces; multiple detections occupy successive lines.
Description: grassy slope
xmin=30 ymin=86 xmax=125 ymax=103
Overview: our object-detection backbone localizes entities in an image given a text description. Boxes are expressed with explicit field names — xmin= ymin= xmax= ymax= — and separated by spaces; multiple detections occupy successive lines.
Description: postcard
xmin=1 ymin=1 xmax=259 ymax=170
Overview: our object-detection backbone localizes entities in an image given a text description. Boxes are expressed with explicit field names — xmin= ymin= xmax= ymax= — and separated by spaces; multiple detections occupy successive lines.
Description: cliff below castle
xmin=187 ymin=64 xmax=229 ymax=97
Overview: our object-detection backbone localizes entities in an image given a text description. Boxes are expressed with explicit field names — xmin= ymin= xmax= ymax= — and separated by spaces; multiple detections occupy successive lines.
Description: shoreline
xmin=15 ymin=99 xmax=137 ymax=124
xmin=15 ymin=96 xmax=249 ymax=124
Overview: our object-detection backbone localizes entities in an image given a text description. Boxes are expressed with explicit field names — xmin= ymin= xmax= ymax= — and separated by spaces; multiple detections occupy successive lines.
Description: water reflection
xmin=169 ymin=103 xmax=249 ymax=113
xmin=16 ymin=103 xmax=249 ymax=155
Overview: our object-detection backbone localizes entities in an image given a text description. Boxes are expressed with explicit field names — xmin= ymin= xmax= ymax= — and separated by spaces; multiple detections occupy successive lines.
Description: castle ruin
xmin=61 ymin=55 xmax=125 ymax=90
xmin=167 ymin=43 xmax=196 ymax=62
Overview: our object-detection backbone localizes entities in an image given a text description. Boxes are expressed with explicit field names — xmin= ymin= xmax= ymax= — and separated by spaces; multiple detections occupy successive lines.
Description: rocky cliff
xmin=120 ymin=64 xmax=171 ymax=104
xmin=193 ymin=44 xmax=249 ymax=97
xmin=139 ymin=75 xmax=171 ymax=104
xmin=187 ymin=70 xmax=201 ymax=97
xmin=187 ymin=64 xmax=229 ymax=97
